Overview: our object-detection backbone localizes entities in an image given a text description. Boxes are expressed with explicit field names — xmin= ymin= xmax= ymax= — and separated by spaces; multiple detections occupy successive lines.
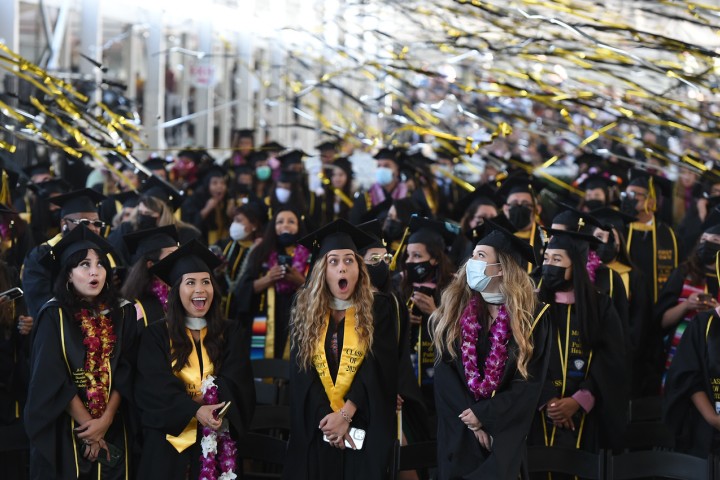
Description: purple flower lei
xmin=459 ymin=295 xmax=512 ymax=401
xmin=585 ymin=249 xmax=601 ymax=283
xmin=150 ymin=278 xmax=170 ymax=313
xmin=199 ymin=376 xmax=237 ymax=480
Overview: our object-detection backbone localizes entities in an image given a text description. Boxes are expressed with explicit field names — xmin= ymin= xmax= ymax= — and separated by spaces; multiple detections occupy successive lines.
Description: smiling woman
xmin=284 ymin=219 xmax=399 ymax=480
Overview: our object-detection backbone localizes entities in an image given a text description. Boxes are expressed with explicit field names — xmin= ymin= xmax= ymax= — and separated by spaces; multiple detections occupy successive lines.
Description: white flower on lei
xmin=201 ymin=375 xmax=217 ymax=395
xmin=219 ymin=472 xmax=238 ymax=480
xmin=200 ymin=431 xmax=218 ymax=457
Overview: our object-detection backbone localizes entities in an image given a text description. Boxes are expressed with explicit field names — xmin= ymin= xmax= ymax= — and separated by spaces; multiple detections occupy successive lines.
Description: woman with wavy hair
xmin=283 ymin=219 xmax=399 ymax=480
xmin=430 ymin=222 xmax=552 ymax=479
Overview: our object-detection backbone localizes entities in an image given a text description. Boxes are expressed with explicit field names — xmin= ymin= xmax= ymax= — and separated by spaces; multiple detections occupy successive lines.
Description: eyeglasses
xmin=621 ymin=191 xmax=646 ymax=200
xmin=366 ymin=253 xmax=393 ymax=266
xmin=506 ymin=201 xmax=533 ymax=208
xmin=64 ymin=218 xmax=107 ymax=229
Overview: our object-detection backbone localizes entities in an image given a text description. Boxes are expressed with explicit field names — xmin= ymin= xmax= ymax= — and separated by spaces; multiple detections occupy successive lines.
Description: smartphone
xmin=215 ymin=401 xmax=232 ymax=420
xmin=0 ymin=287 xmax=23 ymax=301
xmin=97 ymin=441 xmax=123 ymax=468
xmin=277 ymin=254 xmax=293 ymax=267
xmin=323 ymin=427 xmax=365 ymax=450
xmin=698 ymin=293 xmax=713 ymax=303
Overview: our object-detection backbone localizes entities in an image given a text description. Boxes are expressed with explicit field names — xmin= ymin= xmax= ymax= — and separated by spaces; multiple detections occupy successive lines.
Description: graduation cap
xmin=576 ymin=173 xmax=622 ymax=192
xmin=627 ymin=169 xmax=673 ymax=200
xmin=450 ymin=184 xmax=498 ymax=222
xmin=278 ymin=149 xmax=306 ymax=167
xmin=356 ymin=219 xmax=385 ymax=252
xmin=407 ymin=215 xmax=460 ymax=250
xmin=546 ymin=228 xmax=600 ymax=264
xmin=141 ymin=176 xmax=184 ymax=211
xmin=374 ymin=147 xmax=404 ymax=163
xmin=297 ymin=218 xmax=377 ymax=283
xmin=40 ymin=225 xmax=116 ymax=275
xmin=111 ymin=190 xmax=140 ymax=208
xmin=551 ymin=200 xmax=603 ymax=233
xmin=27 ymin=178 xmax=71 ymax=198
xmin=704 ymin=224 xmax=720 ymax=236
xmin=477 ymin=218 xmax=537 ymax=266
xmin=232 ymin=128 xmax=254 ymax=139
xmin=316 ymin=140 xmax=339 ymax=152
xmin=144 ymin=156 xmax=172 ymax=172
xmin=495 ymin=173 xmax=545 ymax=203
xmin=49 ymin=188 xmax=106 ymax=217
xmin=590 ymin=207 xmax=637 ymax=233
xmin=123 ymin=225 xmax=180 ymax=264
xmin=22 ymin=161 xmax=52 ymax=179
xmin=149 ymin=239 xmax=223 ymax=287
xmin=262 ymin=141 xmax=286 ymax=154
xmin=358 ymin=197 xmax=393 ymax=224
xmin=177 ymin=149 xmax=203 ymax=163
xmin=332 ymin=157 xmax=354 ymax=178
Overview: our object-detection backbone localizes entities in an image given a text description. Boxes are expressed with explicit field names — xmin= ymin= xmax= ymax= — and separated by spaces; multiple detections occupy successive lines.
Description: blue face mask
xmin=256 ymin=165 xmax=272 ymax=181
xmin=375 ymin=167 xmax=394 ymax=186
xmin=465 ymin=259 xmax=500 ymax=293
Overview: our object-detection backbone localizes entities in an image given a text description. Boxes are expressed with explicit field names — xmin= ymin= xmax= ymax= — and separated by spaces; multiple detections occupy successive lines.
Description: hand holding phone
xmin=0 ymin=287 xmax=23 ymax=303
xmin=214 ymin=401 xmax=232 ymax=421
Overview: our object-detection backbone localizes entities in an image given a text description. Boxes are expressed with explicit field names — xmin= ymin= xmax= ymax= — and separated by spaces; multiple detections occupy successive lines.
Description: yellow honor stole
xmin=167 ymin=327 xmax=215 ymax=452
xmin=312 ymin=307 xmax=366 ymax=411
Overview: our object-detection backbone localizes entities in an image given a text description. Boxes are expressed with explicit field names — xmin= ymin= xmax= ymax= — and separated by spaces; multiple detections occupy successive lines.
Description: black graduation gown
xmin=594 ymin=267 xmax=632 ymax=370
xmin=181 ymin=193 xmax=230 ymax=246
xmin=24 ymin=300 xmax=138 ymax=480
xmin=108 ymin=221 xmax=203 ymax=267
xmin=21 ymin=238 xmax=56 ymax=321
xmin=434 ymin=303 xmax=552 ymax=480
xmin=283 ymin=293 xmax=399 ymax=480
xmin=134 ymin=318 xmax=255 ymax=479
xmin=214 ymin=238 xmax=254 ymax=318
xmin=134 ymin=293 xmax=166 ymax=328
xmin=663 ymin=310 xmax=720 ymax=458
xmin=528 ymin=295 xmax=628 ymax=452
xmin=626 ymin=218 xmax=678 ymax=304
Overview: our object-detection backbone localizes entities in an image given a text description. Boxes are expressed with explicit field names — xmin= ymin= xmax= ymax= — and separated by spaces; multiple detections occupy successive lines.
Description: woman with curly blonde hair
xmin=284 ymin=219 xmax=399 ymax=480
xmin=429 ymin=222 xmax=552 ymax=479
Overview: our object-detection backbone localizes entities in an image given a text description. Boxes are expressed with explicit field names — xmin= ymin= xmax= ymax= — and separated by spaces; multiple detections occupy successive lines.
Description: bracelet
xmin=339 ymin=408 xmax=353 ymax=423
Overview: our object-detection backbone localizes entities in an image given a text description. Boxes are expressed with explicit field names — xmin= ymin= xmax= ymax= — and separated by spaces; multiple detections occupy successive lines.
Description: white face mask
xmin=275 ymin=187 xmax=292 ymax=203
xmin=229 ymin=221 xmax=248 ymax=241
xmin=375 ymin=167 xmax=394 ymax=186
xmin=480 ymin=291 xmax=506 ymax=305
xmin=465 ymin=259 xmax=501 ymax=293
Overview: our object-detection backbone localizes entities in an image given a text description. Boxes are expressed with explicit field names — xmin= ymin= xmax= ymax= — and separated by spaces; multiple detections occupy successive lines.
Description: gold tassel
xmin=0 ymin=170 xmax=10 ymax=205
xmin=389 ymin=226 xmax=410 ymax=272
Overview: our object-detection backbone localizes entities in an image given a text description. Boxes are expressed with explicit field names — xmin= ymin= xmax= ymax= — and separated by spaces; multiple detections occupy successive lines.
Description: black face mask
xmin=277 ymin=232 xmax=299 ymax=247
xmin=620 ymin=198 xmax=638 ymax=216
xmin=366 ymin=262 xmax=389 ymax=290
xmin=405 ymin=261 xmax=436 ymax=283
xmin=50 ymin=209 xmax=62 ymax=225
xmin=136 ymin=213 xmax=158 ymax=230
xmin=383 ymin=220 xmax=405 ymax=242
xmin=508 ymin=205 xmax=532 ymax=230
xmin=697 ymin=241 xmax=720 ymax=265
xmin=235 ymin=184 xmax=251 ymax=195
xmin=596 ymin=240 xmax=617 ymax=264
xmin=584 ymin=199 xmax=604 ymax=211
xmin=541 ymin=264 xmax=570 ymax=292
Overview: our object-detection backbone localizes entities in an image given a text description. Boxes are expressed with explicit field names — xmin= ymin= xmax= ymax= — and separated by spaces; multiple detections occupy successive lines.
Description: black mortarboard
xmin=22 ymin=161 xmax=52 ymax=178
xmin=27 ymin=178 xmax=71 ymax=197
xmin=466 ymin=214 xmax=514 ymax=244
xmin=477 ymin=219 xmax=537 ymax=266
xmin=177 ymin=149 xmax=202 ymax=163
xmin=358 ymin=197 xmax=393 ymax=223
xmin=40 ymin=225 xmax=115 ymax=275
xmin=262 ymin=141 xmax=286 ymax=154
xmin=111 ymin=190 xmax=140 ymax=208
xmin=627 ymin=169 xmax=673 ymax=199
xmin=356 ymin=219 xmax=385 ymax=252
xmin=407 ymin=215 xmax=459 ymax=250
xmin=316 ymin=140 xmax=339 ymax=152
xmin=495 ymin=173 xmax=545 ymax=202
xmin=332 ymin=157 xmax=354 ymax=178
xmin=278 ymin=170 xmax=300 ymax=184
xmin=203 ymin=164 xmax=227 ymax=181
xmin=233 ymin=128 xmax=254 ymax=139
xmin=546 ymin=228 xmax=600 ymax=253
xmin=374 ymin=147 xmax=403 ymax=163
xmin=247 ymin=150 xmax=269 ymax=164
xmin=451 ymin=184 xmax=498 ymax=221
xmin=123 ymin=225 xmax=180 ymax=264
xmin=704 ymin=224 xmax=720 ymax=236
xmin=278 ymin=149 xmax=306 ymax=166
xmin=141 ymin=176 xmax=184 ymax=211
xmin=144 ymin=156 xmax=172 ymax=172
xmin=576 ymin=173 xmax=621 ymax=191
xmin=590 ymin=207 xmax=637 ymax=233
xmin=49 ymin=188 xmax=106 ymax=216
xmin=551 ymin=200 xmax=603 ymax=233
xmin=149 ymin=239 xmax=222 ymax=287
xmin=297 ymin=219 xmax=377 ymax=284
xmin=700 ymin=169 xmax=720 ymax=191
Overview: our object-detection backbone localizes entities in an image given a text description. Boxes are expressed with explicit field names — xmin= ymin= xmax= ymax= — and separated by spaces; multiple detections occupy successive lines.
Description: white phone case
xmin=323 ymin=427 xmax=365 ymax=450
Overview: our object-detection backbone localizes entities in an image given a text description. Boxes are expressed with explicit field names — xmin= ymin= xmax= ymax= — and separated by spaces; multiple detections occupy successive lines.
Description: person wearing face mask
xmin=358 ymin=220 xmax=432 ymax=478
xmin=677 ymin=171 xmax=720 ymax=261
xmin=214 ymin=202 xmax=266 ymax=319
xmin=397 ymin=216 xmax=457 ymax=415
xmin=268 ymin=170 xmax=308 ymax=224
xmin=623 ymin=173 xmax=678 ymax=305
xmin=528 ymin=229 xmax=628 ymax=460
xmin=496 ymin=174 xmax=546 ymax=274
xmin=575 ymin=172 xmax=620 ymax=213
xmin=311 ymin=157 xmax=355 ymax=228
xmin=181 ymin=165 xmax=231 ymax=245
xmin=233 ymin=208 xmax=309 ymax=359
xmin=380 ymin=198 xmax=425 ymax=254
xmin=430 ymin=221 xmax=551 ymax=479
xmin=449 ymin=185 xmax=500 ymax=268
xmin=18 ymin=176 xmax=68 ymax=247
xmin=349 ymin=147 xmax=409 ymax=225
xmin=654 ymin=224 xmax=720 ymax=388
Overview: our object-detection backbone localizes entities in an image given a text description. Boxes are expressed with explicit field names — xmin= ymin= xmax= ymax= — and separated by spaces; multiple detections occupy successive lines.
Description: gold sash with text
xmin=166 ymin=328 xmax=215 ymax=452
xmin=312 ymin=307 xmax=366 ymax=411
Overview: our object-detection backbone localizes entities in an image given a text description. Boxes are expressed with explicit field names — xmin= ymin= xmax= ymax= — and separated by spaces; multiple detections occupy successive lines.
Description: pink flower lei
xmin=267 ymin=244 xmax=310 ymax=294
xmin=75 ymin=305 xmax=116 ymax=418
xmin=585 ymin=249 xmax=601 ymax=283
xmin=459 ymin=295 xmax=512 ymax=401
xmin=199 ymin=376 xmax=237 ymax=480
xmin=150 ymin=278 xmax=170 ymax=313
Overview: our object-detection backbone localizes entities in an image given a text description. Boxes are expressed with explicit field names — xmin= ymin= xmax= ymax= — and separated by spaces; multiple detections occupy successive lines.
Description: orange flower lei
xmin=75 ymin=305 xmax=116 ymax=419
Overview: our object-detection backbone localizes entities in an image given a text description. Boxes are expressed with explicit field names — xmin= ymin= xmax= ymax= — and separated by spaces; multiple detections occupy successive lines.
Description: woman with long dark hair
xmin=25 ymin=226 xmax=137 ymax=479
xmin=120 ymin=225 xmax=179 ymax=326
xmin=232 ymin=207 xmax=309 ymax=359
xmin=283 ymin=219 xmax=398 ymax=479
xmin=134 ymin=240 xmax=254 ymax=478
xmin=430 ymin=222 xmax=551 ymax=479
xmin=528 ymin=229 xmax=628 ymax=457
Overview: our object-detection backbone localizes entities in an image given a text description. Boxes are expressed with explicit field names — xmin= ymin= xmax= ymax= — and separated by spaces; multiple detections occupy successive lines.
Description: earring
xmin=66 ymin=281 xmax=72 ymax=292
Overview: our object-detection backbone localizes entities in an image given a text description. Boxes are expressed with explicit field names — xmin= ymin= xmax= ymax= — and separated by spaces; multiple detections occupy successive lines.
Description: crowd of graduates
xmin=2 ymin=125 xmax=720 ymax=478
